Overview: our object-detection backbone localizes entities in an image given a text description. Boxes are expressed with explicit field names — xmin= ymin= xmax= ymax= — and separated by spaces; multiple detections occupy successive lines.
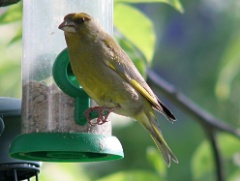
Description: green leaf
xmin=215 ymin=32 xmax=240 ymax=100
xmin=0 ymin=62 xmax=21 ymax=98
xmin=0 ymin=3 xmax=22 ymax=24
xmin=8 ymin=27 xmax=22 ymax=45
xmin=228 ymin=170 xmax=240 ymax=181
xmin=115 ymin=31 xmax=147 ymax=78
xmin=146 ymin=147 xmax=167 ymax=179
xmin=191 ymin=140 xmax=216 ymax=181
xmin=192 ymin=134 xmax=240 ymax=181
xmin=114 ymin=4 xmax=156 ymax=64
xmin=114 ymin=0 xmax=184 ymax=13
xmin=217 ymin=134 xmax=240 ymax=160
xmin=39 ymin=163 xmax=91 ymax=181
xmin=96 ymin=170 xmax=161 ymax=181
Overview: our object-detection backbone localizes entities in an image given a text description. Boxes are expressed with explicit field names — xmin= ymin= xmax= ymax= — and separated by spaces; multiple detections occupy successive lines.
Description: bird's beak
xmin=58 ymin=21 xmax=68 ymax=30
xmin=58 ymin=20 xmax=77 ymax=33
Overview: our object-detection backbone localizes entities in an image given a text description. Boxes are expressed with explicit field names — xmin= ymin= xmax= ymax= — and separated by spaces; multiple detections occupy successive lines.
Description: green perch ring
xmin=53 ymin=48 xmax=97 ymax=126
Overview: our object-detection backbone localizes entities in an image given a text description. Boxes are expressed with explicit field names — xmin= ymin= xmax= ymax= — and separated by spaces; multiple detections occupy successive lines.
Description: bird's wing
xmin=102 ymin=38 xmax=176 ymax=121
xmin=102 ymin=39 xmax=158 ymax=104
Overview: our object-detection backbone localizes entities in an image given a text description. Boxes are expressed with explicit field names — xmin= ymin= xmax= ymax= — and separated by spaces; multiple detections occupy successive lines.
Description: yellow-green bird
xmin=58 ymin=12 xmax=178 ymax=166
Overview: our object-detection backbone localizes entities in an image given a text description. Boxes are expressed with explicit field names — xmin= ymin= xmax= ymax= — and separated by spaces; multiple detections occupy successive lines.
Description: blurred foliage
xmin=96 ymin=170 xmax=161 ymax=181
xmin=192 ymin=134 xmax=240 ymax=181
xmin=114 ymin=0 xmax=184 ymax=13
xmin=215 ymin=31 xmax=240 ymax=100
xmin=0 ymin=2 xmax=22 ymax=98
xmin=39 ymin=163 xmax=91 ymax=181
xmin=1 ymin=0 xmax=240 ymax=181
xmin=114 ymin=0 xmax=182 ymax=65
xmin=0 ymin=2 xmax=21 ymax=23
xmin=146 ymin=147 xmax=167 ymax=178
xmin=114 ymin=3 xmax=156 ymax=64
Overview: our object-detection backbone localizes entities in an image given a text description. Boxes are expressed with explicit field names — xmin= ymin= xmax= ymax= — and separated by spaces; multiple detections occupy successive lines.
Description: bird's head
xmin=58 ymin=12 xmax=102 ymax=35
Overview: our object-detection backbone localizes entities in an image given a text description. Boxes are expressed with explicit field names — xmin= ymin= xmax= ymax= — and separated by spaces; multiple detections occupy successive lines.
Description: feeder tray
xmin=10 ymin=132 xmax=123 ymax=162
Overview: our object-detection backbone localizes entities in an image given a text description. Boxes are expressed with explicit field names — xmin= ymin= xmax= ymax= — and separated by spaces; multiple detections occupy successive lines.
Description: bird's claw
xmin=85 ymin=106 xmax=112 ymax=126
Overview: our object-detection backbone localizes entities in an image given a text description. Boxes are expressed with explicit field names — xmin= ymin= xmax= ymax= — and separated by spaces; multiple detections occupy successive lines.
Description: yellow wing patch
xmin=105 ymin=59 xmax=158 ymax=107
xmin=105 ymin=59 xmax=125 ymax=77
xmin=107 ymin=62 xmax=116 ymax=71
xmin=130 ymin=79 xmax=158 ymax=106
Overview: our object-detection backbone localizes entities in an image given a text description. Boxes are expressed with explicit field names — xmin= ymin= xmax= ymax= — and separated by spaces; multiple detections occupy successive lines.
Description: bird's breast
xmin=65 ymin=34 xmax=144 ymax=117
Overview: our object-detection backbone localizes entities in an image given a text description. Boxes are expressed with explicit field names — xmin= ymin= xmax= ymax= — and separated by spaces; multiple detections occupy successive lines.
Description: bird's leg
xmin=85 ymin=106 xmax=115 ymax=126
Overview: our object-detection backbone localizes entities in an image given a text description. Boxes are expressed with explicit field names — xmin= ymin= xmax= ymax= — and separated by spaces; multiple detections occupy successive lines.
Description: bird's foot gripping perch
xmin=85 ymin=106 xmax=113 ymax=126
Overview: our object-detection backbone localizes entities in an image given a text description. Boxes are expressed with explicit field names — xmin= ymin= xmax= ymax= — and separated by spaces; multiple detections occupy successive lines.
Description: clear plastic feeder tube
xmin=21 ymin=0 xmax=113 ymax=134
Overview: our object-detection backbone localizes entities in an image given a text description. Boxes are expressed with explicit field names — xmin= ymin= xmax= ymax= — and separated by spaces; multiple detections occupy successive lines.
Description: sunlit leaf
xmin=146 ymin=147 xmax=167 ymax=179
xmin=8 ymin=27 xmax=22 ymax=45
xmin=192 ymin=139 xmax=216 ymax=181
xmin=217 ymin=134 xmax=240 ymax=160
xmin=97 ymin=170 xmax=161 ymax=181
xmin=115 ymin=31 xmax=147 ymax=78
xmin=0 ymin=3 xmax=22 ymax=24
xmin=215 ymin=32 xmax=240 ymax=100
xmin=114 ymin=0 xmax=184 ymax=13
xmin=0 ymin=62 xmax=21 ymax=98
xmin=114 ymin=4 xmax=156 ymax=64
xmin=228 ymin=170 xmax=240 ymax=181
xmin=39 ymin=163 xmax=91 ymax=181
xmin=192 ymin=134 xmax=240 ymax=181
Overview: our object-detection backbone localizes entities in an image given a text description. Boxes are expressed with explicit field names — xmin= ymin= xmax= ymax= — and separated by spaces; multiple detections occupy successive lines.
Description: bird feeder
xmin=0 ymin=97 xmax=40 ymax=181
xmin=10 ymin=0 xmax=123 ymax=162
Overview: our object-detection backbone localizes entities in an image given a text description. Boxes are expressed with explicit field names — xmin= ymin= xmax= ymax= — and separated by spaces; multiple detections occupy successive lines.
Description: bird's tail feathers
xmin=136 ymin=111 xmax=178 ymax=167
xmin=154 ymin=99 xmax=176 ymax=123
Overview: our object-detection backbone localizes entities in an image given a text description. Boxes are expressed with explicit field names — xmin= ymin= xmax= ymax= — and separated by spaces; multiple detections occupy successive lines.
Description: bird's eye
xmin=75 ymin=18 xmax=85 ymax=25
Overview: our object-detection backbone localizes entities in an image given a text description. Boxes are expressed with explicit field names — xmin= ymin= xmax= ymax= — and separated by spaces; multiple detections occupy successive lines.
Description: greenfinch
xmin=58 ymin=12 xmax=178 ymax=166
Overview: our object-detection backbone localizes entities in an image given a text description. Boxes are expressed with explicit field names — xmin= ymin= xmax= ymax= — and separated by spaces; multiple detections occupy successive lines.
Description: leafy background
xmin=0 ymin=0 xmax=240 ymax=180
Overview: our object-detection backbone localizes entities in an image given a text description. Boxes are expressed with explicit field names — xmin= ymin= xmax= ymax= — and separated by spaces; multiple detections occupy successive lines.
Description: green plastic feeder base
xmin=9 ymin=133 xmax=124 ymax=162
